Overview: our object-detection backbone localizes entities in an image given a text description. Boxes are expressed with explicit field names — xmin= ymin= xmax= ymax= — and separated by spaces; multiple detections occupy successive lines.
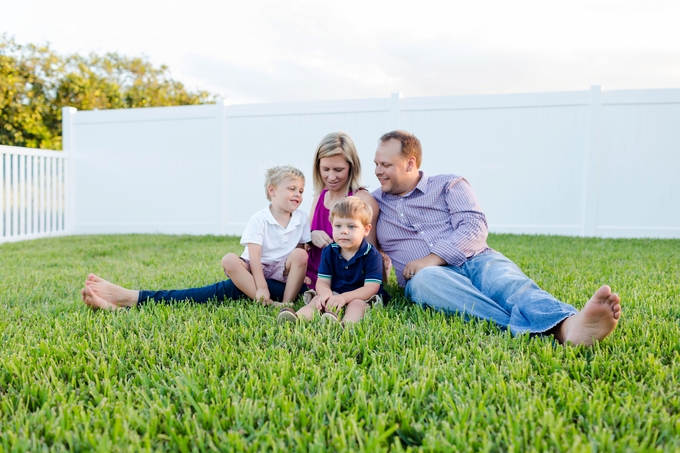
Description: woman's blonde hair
xmin=312 ymin=132 xmax=363 ymax=194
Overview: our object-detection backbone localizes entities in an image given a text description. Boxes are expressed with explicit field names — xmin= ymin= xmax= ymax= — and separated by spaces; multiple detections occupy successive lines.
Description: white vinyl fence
xmin=1 ymin=145 xmax=69 ymax=243
xmin=3 ymin=86 xmax=680 ymax=243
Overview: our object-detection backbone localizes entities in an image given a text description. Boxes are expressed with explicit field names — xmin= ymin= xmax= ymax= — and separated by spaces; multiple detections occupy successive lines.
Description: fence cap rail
xmin=0 ymin=145 xmax=66 ymax=157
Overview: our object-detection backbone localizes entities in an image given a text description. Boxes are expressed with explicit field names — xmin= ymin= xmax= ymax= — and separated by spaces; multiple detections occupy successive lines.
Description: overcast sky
xmin=3 ymin=0 xmax=679 ymax=104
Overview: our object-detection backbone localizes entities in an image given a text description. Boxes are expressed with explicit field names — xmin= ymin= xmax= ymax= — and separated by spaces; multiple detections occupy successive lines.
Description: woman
xmin=305 ymin=132 xmax=380 ymax=289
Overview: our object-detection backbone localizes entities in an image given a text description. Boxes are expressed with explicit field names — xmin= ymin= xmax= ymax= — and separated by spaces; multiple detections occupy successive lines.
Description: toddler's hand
xmin=326 ymin=295 xmax=346 ymax=311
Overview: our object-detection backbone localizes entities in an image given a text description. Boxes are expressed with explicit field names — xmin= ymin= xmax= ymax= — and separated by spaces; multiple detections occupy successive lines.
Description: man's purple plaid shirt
xmin=372 ymin=172 xmax=493 ymax=287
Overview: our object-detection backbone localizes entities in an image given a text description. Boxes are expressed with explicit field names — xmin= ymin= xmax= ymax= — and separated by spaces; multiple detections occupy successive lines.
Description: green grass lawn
xmin=1 ymin=234 xmax=679 ymax=452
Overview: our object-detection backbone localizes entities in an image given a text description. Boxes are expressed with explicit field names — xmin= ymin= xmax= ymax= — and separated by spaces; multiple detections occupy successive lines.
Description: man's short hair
xmin=264 ymin=165 xmax=305 ymax=201
xmin=379 ymin=130 xmax=422 ymax=168
xmin=329 ymin=196 xmax=372 ymax=227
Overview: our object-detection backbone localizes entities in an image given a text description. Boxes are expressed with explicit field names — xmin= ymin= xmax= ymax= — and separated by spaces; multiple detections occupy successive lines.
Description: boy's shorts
xmin=303 ymin=289 xmax=383 ymax=308
xmin=242 ymin=258 xmax=287 ymax=283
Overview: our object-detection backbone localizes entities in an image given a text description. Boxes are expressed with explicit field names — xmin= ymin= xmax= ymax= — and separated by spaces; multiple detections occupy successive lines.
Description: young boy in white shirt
xmin=222 ymin=166 xmax=311 ymax=306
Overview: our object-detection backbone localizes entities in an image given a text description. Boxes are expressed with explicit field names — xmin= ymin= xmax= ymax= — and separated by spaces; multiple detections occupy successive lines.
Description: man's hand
xmin=403 ymin=254 xmax=446 ymax=281
xmin=310 ymin=230 xmax=334 ymax=249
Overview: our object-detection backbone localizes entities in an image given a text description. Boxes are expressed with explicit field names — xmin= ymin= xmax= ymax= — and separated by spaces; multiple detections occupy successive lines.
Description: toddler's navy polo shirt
xmin=317 ymin=239 xmax=386 ymax=298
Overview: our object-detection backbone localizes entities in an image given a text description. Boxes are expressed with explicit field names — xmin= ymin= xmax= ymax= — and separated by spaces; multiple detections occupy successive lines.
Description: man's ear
xmin=406 ymin=156 xmax=416 ymax=171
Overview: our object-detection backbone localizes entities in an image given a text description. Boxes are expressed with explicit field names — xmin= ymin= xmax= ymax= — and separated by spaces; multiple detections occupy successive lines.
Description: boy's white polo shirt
xmin=240 ymin=205 xmax=311 ymax=265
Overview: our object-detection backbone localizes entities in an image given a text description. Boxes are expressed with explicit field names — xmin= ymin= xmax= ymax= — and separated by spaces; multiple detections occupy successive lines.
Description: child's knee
xmin=288 ymin=249 xmax=308 ymax=268
xmin=349 ymin=299 xmax=367 ymax=309
xmin=221 ymin=253 xmax=239 ymax=270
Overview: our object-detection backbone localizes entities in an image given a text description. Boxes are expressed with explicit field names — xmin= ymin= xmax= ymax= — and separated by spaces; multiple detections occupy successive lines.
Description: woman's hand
xmin=310 ymin=230 xmax=333 ymax=249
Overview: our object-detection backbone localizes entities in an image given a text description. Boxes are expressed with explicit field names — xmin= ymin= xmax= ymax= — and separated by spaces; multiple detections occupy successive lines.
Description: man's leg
xmin=464 ymin=252 xmax=623 ymax=345
xmin=463 ymin=252 xmax=578 ymax=335
xmin=406 ymin=266 xmax=512 ymax=327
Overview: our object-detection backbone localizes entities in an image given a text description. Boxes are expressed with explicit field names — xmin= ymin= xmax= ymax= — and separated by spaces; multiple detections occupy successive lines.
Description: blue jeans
xmin=138 ymin=279 xmax=308 ymax=306
xmin=405 ymin=251 xmax=577 ymax=335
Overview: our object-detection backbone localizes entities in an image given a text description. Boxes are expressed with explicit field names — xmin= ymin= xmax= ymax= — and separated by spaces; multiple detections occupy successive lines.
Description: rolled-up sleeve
xmin=431 ymin=178 xmax=488 ymax=267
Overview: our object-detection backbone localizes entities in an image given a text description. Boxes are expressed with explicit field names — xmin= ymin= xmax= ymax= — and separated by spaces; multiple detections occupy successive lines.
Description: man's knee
xmin=406 ymin=266 xmax=441 ymax=298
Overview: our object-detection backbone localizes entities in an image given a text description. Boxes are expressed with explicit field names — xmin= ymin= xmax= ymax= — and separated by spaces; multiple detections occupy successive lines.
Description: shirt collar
xmin=331 ymin=238 xmax=372 ymax=265
xmin=401 ymin=171 xmax=429 ymax=197
xmin=265 ymin=204 xmax=296 ymax=229
xmin=413 ymin=171 xmax=429 ymax=194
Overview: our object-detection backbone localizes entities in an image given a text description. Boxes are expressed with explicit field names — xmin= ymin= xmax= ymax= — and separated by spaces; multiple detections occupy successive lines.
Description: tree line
xmin=0 ymin=35 xmax=216 ymax=150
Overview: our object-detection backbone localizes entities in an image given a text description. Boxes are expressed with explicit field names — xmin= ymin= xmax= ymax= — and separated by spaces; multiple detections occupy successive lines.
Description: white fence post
xmin=389 ymin=92 xmax=403 ymax=130
xmin=62 ymin=107 xmax=77 ymax=235
xmin=582 ymin=85 xmax=602 ymax=237
xmin=216 ymin=99 xmax=229 ymax=236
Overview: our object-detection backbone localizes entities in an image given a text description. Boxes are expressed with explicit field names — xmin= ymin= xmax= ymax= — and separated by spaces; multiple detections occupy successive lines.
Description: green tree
xmin=0 ymin=35 xmax=216 ymax=150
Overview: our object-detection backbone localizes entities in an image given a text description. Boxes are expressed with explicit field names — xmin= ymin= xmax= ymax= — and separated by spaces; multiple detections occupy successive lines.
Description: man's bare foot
xmin=85 ymin=273 xmax=139 ymax=308
xmin=82 ymin=284 xmax=125 ymax=311
xmin=554 ymin=285 xmax=621 ymax=346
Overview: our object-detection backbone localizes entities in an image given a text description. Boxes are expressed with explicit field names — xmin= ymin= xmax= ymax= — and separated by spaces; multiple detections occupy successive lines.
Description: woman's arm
xmin=309 ymin=192 xmax=333 ymax=248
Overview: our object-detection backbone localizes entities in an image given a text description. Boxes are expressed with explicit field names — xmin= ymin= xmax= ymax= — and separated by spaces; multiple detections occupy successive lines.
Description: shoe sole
xmin=278 ymin=310 xmax=298 ymax=324
xmin=321 ymin=312 xmax=340 ymax=324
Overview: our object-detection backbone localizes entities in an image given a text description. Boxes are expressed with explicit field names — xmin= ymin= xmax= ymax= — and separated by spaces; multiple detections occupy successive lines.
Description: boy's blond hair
xmin=329 ymin=196 xmax=372 ymax=226
xmin=264 ymin=166 xmax=305 ymax=201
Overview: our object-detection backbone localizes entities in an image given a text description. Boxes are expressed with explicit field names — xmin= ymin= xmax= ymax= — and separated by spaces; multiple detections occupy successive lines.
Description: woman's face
xmin=319 ymin=155 xmax=351 ymax=192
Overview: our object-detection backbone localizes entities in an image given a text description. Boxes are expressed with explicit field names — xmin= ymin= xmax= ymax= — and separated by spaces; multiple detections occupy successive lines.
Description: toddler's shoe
xmin=277 ymin=308 xmax=298 ymax=324
xmin=303 ymin=290 xmax=317 ymax=305
xmin=320 ymin=311 xmax=340 ymax=324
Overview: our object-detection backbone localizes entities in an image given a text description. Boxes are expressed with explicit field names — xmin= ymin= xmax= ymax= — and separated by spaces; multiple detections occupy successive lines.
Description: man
xmin=372 ymin=130 xmax=621 ymax=346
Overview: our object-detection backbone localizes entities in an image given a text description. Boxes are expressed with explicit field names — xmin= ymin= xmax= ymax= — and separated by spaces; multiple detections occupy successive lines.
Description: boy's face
xmin=269 ymin=176 xmax=304 ymax=213
xmin=331 ymin=216 xmax=371 ymax=251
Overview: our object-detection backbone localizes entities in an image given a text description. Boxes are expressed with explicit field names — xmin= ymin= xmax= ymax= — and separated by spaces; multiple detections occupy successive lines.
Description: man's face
xmin=374 ymin=139 xmax=416 ymax=196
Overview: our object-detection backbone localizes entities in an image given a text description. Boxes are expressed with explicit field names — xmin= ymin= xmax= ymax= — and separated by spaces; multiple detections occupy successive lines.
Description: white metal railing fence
xmin=1 ymin=145 xmax=69 ymax=243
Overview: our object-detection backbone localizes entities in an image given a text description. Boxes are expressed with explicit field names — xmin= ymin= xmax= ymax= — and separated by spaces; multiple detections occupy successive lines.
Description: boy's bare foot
xmin=85 ymin=273 xmax=139 ymax=308
xmin=554 ymin=285 xmax=621 ymax=346
xmin=82 ymin=284 xmax=124 ymax=311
